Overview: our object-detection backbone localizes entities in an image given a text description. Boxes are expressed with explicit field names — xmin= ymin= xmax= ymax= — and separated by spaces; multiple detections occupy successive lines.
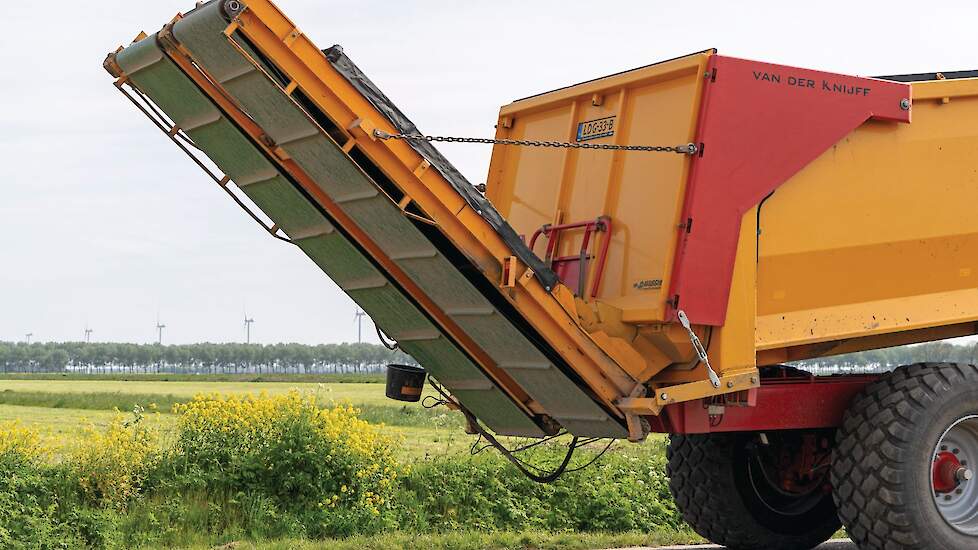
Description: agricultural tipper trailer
xmin=105 ymin=1 xmax=978 ymax=548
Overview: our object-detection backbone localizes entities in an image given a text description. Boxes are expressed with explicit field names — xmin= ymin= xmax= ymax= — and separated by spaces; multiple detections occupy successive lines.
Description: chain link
xmin=374 ymin=129 xmax=698 ymax=155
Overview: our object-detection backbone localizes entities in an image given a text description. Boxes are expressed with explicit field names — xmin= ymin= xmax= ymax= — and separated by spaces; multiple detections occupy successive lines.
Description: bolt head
xmin=900 ymin=98 xmax=911 ymax=110
xmin=958 ymin=467 xmax=973 ymax=482
xmin=726 ymin=381 xmax=734 ymax=388
xmin=659 ymin=392 xmax=669 ymax=401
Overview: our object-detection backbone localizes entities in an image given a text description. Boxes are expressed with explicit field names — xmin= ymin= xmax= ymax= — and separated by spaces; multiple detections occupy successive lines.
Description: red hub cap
xmin=934 ymin=451 xmax=964 ymax=494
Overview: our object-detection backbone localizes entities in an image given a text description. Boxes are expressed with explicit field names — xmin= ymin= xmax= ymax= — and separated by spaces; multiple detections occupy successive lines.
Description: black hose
xmin=428 ymin=379 xmax=580 ymax=484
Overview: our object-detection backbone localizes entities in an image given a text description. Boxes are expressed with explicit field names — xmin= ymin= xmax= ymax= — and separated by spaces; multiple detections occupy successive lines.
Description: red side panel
xmin=668 ymin=55 xmax=912 ymax=325
xmin=648 ymin=374 xmax=878 ymax=434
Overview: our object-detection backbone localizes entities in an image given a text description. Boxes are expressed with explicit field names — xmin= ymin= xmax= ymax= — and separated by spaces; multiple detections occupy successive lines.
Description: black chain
xmin=374 ymin=130 xmax=698 ymax=155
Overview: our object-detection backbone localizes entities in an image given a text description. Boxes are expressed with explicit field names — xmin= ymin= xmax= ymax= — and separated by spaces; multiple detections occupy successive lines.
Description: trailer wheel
xmin=667 ymin=431 xmax=840 ymax=550
xmin=832 ymin=363 xmax=978 ymax=549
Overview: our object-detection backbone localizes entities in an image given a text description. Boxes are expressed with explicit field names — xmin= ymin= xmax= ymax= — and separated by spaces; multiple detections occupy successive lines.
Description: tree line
xmin=0 ymin=341 xmax=414 ymax=375
xmin=1 ymin=338 xmax=975 ymax=376
xmin=794 ymin=340 xmax=978 ymax=374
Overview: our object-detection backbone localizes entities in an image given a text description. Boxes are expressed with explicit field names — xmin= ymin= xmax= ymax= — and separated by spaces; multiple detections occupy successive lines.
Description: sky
xmin=1 ymin=0 xmax=976 ymax=345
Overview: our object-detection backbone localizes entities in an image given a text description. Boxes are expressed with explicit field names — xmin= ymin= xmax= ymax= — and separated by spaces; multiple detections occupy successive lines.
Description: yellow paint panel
xmin=487 ymin=53 xmax=710 ymax=322
xmin=757 ymin=81 xmax=978 ymax=349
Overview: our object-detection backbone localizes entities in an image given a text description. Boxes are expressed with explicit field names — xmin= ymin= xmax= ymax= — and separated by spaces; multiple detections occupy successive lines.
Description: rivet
xmin=900 ymin=98 xmax=911 ymax=110
xmin=726 ymin=381 xmax=734 ymax=388
xmin=660 ymin=392 xmax=669 ymax=401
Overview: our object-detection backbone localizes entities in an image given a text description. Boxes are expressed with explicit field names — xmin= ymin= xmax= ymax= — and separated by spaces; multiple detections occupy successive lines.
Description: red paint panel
xmin=648 ymin=375 xmax=877 ymax=434
xmin=669 ymin=55 xmax=911 ymax=325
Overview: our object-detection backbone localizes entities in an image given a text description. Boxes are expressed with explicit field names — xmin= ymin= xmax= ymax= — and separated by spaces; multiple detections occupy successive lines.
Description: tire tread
xmin=668 ymin=433 xmax=837 ymax=550
xmin=832 ymin=362 xmax=978 ymax=550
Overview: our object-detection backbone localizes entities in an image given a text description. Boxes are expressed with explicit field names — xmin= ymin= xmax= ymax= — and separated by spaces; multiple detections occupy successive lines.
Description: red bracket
xmin=530 ymin=216 xmax=612 ymax=298
xmin=668 ymin=55 xmax=912 ymax=325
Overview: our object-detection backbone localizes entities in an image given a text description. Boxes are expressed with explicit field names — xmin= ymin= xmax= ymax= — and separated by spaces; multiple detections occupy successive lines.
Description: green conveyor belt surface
xmin=115 ymin=36 xmax=543 ymax=437
xmin=114 ymin=1 xmax=627 ymax=438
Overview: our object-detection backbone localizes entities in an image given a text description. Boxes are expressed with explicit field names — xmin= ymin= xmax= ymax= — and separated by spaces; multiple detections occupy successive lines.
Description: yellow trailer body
xmin=105 ymin=2 xmax=978 ymax=548
xmin=103 ymin=0 xmax=978 ymax=439
xmin=487 ymin=52 xmax=978 ymax=380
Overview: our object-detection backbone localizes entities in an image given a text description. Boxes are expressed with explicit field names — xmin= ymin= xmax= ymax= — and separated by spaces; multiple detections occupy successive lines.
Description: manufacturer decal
xmin=751 ymin=70 xmax=872 ymax=96
xmin=633 ymin=279 xmax=662 ymax=290
xmin=576 ymin=116 xmax=616 ymax=142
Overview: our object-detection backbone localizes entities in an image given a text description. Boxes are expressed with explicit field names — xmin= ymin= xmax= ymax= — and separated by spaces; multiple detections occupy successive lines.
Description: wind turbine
xmin=354 ymin=307 xmax=366 ymax=344
xmin=156 ymin=314 xmax=166 ymax=345
xmin=244 ymin=314 xmax=254 ymax=344
xmin=84 ymin=326 xmax=93 ymax=343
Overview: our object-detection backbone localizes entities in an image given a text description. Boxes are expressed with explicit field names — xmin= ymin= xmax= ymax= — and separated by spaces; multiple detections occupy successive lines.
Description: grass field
xmin=0 ymin=374 xmax=687 ymax=549
xmin=0 ymin=379 xmax=402 ymax=404
xmin=0 ymin=372 xmax=387 ymax=383
xmin=0 ymin=402 xmax=474 ymax=459
xmin=0 ymin=378 xmax=488 ymax=459
xmin=0 ymin=377 xmax=674 ymax=459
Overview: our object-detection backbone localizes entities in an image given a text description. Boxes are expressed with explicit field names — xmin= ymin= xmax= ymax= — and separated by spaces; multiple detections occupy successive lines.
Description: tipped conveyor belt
xmin=109 ymin=0 xmax=628 ymax=438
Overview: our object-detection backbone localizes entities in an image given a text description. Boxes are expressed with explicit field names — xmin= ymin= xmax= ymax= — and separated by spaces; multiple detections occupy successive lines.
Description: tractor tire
xmin=832 ymin=363 xmax=978 ymax=550
xmin=667 ymin=432 xmax=840 ymax=550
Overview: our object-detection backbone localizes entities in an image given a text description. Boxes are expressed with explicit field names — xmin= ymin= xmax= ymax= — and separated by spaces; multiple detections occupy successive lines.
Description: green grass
xmin=0 ymin=389 xmax=188 ymax=412
xmin=0 ymin=389 xmax=459 ymax=428
xmin=0 ymin=380 xmax=665 ymax=461
xmin=0 ymin=379 xmax=401 ymax=402
xmin=0 ymin=372 xmax=386 ymax=383
xmin=165 ymin=529 xmax=703 ymax=549
xmin=0 ymin=403 xmax=174 ymax=456
xmin=0 ymin=403 xmax=469 ymax=460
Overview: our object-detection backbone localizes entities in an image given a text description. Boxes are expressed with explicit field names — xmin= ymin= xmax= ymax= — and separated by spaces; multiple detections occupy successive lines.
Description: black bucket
xmin=385 ymin=363 xmax=426 ymax=402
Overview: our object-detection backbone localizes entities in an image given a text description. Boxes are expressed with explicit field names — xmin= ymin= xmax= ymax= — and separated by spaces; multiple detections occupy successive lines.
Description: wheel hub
xmin=747 ymin=432 xmax=832 ymax=517
xmin=933 ymin=451 xmax=970 ymax=494
xmin=931 ymin=414 xmax=978 ymax=536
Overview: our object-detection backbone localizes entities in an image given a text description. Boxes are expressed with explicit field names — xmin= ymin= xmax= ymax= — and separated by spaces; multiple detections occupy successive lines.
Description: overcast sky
xmin=1 ymin=1 xmax=975 ymax=345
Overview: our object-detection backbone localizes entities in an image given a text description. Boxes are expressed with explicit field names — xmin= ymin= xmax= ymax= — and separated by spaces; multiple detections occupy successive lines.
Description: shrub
xmin=400 ymin=445 xmax=682 ymax=533
xmin=0 ymin=392 xmax=687 ymax=547
xmin=172 ymin=391 xmax=402 ymax=536
xmin=0 ymin=422 xmax=90 ymax=549
xmin=0 ymin=420 xmax=43 ymax=465
xmin=70 ymin=410 xmax=160 ymax=508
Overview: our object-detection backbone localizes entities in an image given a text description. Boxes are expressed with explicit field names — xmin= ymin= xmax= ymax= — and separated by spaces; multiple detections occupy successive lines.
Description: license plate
xmin=576 ymin=116 xmax=616 ymax=142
